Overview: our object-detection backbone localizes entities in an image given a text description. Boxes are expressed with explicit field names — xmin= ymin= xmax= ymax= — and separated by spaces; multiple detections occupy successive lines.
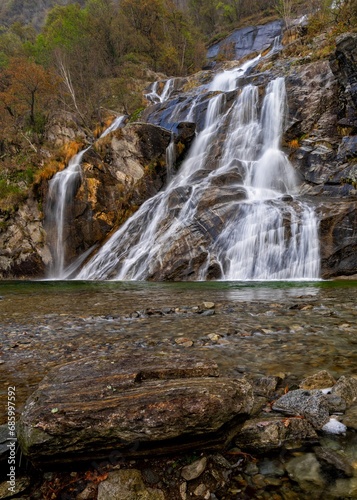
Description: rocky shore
xmin=1 ymin=347 xmax=357 ymax=499
xmin=0 ymin=282 xmax=356 ymax=498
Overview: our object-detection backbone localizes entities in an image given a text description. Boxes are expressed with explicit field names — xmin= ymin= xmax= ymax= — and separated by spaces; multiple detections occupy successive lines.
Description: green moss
xmin=0 ymin=179 xmax=27 ymax=211
xmin=129 ymin=107 xmax=145 ymax=123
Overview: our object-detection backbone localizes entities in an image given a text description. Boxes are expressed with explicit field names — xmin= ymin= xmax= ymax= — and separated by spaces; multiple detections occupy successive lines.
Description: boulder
xmin=331 ymin=375 xmax=357 ymax=407
xmin=272 ymin=389 xmax=330 ymax=429
xmin=299 ymin=370 xmax=336 ymax=391
xmin=235 ymin=416 xmax=317 ymax=452
xmin=18 ymin=351 xmax=253 ymax=466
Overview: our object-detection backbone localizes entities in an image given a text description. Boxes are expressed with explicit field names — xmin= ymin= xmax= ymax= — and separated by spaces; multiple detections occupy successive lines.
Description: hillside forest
xmin=0 ymin=0 xmax=356 ymax=214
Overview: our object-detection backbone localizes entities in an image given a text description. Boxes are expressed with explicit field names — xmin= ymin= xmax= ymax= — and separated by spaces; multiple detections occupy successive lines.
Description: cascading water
xmin=76 ymin=58 xmax=320 ymax=281
xmin=45 ymin=115 xmax=125 ymax=278
xmin=211 ymin=78 xmax=319 ymax=279
xmin=145 ymin=79 xmax=174 ymax=104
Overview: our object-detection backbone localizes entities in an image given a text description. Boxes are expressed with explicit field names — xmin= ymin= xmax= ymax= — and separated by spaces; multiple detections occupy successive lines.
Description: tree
xmin=0 ymin=56 xmax=58 ymax=137
xmin=275 ymin=0 xmax=292 ymax=28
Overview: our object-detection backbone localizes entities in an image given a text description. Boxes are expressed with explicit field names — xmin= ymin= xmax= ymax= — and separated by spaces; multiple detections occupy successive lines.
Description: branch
xmin=20 ymin=132 xmax=37 ymax=152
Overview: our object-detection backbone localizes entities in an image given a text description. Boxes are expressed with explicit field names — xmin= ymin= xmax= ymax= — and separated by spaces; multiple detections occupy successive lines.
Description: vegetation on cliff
xmin=0 ymin=0 xmax=356 ymax=216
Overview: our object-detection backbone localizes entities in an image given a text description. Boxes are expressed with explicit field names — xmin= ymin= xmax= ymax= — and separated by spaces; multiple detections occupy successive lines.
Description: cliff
xmin=0 ymin=21 xmax=356 ymax=279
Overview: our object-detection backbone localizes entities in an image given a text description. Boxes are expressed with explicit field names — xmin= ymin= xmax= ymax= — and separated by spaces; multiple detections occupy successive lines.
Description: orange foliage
xmin=288 ymin=139 xmax=299 ymax=149
xmin=34 ymin=160 xmax=63 ymax=184
xmin=61 ymin=140 xmax=82 ymax=163
xmin=94 ymin=117 xmax=115 ymax=138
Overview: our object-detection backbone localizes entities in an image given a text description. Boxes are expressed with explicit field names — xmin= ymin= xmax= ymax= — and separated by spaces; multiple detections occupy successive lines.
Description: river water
xmin=1 ymin=279 xmax=356 ymax=425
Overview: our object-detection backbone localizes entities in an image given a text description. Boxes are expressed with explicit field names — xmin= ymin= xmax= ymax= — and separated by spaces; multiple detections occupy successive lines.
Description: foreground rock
xmin=18 ymin=351 xmax=253 ymax=466
xmin=11 ymin=362 xmax=357 ymax=499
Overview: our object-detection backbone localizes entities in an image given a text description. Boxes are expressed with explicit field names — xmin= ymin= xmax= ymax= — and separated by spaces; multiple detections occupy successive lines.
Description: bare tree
xmin=275 ymin=0 xmax=292 ymax=29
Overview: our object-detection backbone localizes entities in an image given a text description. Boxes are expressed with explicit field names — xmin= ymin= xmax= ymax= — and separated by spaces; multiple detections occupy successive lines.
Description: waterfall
xmin=165 ymin=134 xmax=176 ymax=183
xmin=76 ymin=61 xmax=320 ymax=281
xmin=212 ymin=77 xmax=320 ymax=279
xmin=45 ymin=116 xmax=125 ymax=278
xmin=145 ymin=79 xmax=174 ymax=104
xmin=76 ymin=93 xmax=226 ymax=280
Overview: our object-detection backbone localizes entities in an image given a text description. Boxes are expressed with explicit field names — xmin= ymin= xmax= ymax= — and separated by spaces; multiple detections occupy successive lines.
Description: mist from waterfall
xmin=75 ymin=62 xmax=320 ymax=281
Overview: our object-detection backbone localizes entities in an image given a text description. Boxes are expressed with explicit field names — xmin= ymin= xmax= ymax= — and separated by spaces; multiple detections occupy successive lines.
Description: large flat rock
xmin=18 ymin=351 xmax=253 ymax=466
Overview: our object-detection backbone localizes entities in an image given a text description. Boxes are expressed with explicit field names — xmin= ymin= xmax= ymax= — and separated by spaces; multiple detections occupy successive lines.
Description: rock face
xmin=317 ymin=200 xmax=357 ymax=277
xmin=0 ymin=197 xmax=50 ymax=278
xmin=44 ymin=122 xmax=195 ymax=271
xmin=18 ymin=351 xmax=253 ymax=466
xmin=207 ymin=20 xmax=283 ymax=61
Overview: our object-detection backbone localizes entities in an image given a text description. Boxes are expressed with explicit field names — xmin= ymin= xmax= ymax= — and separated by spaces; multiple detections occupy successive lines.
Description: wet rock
xmin=181 ymin=457 xmax=207 ymax=481
xmin=327 ymin=477 xmax=357 ymax=498
xmin=299 ymin=370 xmax=336 ymax=391
xmin=258 ymin=458 xmax=285 ymax=477
xmin=174 ymin=338 xmax=194 ymax=347
xmin=317 ymin=201 xmax=357 ymax=278
xmin=235 ymin=416 xmax=318 ymax=452
xmin=331 ymin=375 xmax=357 ymax=407
xmin=248 ymin=375 xmax=280 ymax=397
xmin=326 ymin=394 xmax=347 ymax=413
xmin=207 ymin=20 xmax=283 ymax=61
xmin=342 ymin=404 xmax=357 ymax=430
xmin=285 ymin=453 xmax=326 ymax=492
xmin=314 ymin=446 xmax=354 ymax=478
xmin=18 ymin=351 xmax=254 ymax=466
xmin=272 ymin=389 xmax=330 ymax=429
xmin=97 ymin=469 xmax=165 ymax=500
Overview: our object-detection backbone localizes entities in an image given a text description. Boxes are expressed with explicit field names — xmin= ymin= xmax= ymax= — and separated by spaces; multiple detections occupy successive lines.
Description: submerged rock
xmin=285 ymin=453 xmax=326 ymax=492
xmin=97 ymin=469 xmax=165 ymax=500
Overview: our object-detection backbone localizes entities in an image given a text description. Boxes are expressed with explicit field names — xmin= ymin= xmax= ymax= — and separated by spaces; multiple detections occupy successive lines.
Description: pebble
xmin=202 ymin=302 xmax=215 ymax=309
xmin=181 ymin=457 xmax=207 ymax=481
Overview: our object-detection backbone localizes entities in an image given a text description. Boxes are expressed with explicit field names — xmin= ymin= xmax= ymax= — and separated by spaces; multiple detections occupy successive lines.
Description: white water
xmin=145 ymin=79 xmax=174 ymax=103
xmin=76 ymin=59 xmax=320 ymax=281
xmin=209 ymin=55 xmax=261 ymax=92
xmin=46 ymin=116 xmax=125 ymax=278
